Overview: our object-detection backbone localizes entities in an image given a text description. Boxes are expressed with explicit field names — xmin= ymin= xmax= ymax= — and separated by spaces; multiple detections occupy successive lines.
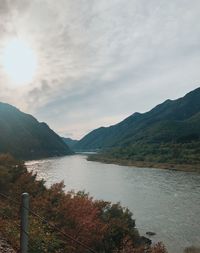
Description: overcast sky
xmin=0 ymin=0 xmax=200 ymax=139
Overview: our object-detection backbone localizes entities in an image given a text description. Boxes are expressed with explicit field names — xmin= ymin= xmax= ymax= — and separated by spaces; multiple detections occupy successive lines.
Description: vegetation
xmin=62 ymin=137 xmax=78 ymax=150
xmin=0 ymin=102 xmax=73 ymax=160
xmin=0 ymin=154 xmax=167 ymax=253
xmin=89 ymin=141 xmax=200 ymax=171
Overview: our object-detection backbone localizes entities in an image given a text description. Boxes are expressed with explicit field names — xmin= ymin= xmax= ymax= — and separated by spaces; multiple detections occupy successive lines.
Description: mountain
xmin=62 ymin=137 xmax=78 ymax=150
xmin=75 ymin=87 xmax=200 ymax=167
xmin=0 ymin=102 xmax=73 ymax=159
xmin=75 ymin=87 xmax=200 ymax=151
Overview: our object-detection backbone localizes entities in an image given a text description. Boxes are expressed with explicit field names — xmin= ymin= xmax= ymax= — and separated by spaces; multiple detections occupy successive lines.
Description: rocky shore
xmin=0 ymin=237 xmax=15 ymax=253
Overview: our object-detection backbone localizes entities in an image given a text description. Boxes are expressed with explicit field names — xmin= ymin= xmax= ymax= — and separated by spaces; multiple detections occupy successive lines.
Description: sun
xmin=1 ymin=39 xmax=37 ymax=86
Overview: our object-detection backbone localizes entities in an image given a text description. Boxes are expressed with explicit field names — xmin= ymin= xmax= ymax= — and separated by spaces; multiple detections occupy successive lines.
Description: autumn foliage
xmin=0 ymin=154 xmax=167 ymax=253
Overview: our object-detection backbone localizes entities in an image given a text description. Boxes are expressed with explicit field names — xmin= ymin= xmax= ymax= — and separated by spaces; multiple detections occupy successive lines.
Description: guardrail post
xmin=20 ymin=193 xmax=29 ymax=253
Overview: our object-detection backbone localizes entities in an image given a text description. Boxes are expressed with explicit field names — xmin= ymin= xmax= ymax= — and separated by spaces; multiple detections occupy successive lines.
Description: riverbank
xmin=88 ymin=155 xmax=200 ymax=172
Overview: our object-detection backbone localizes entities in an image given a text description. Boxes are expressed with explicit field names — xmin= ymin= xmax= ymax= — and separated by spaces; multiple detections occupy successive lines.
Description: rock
xmin=0 ymin=237 xmax=16 ymax=253
xmin=140 ymin=236 xmax=152 ymax=245
xmin=146 ymin=231 xmax=156 ymax=236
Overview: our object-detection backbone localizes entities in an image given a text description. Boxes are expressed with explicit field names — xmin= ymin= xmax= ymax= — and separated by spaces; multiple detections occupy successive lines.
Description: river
xmin=26 ymin=154 xmax=200 ymax=253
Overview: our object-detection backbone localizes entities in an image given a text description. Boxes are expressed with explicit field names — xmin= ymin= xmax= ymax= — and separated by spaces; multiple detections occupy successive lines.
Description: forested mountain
xmin=75 ymin=87 xmax=200 ymax=167
xmin=62 ymin=137 xmax=78 ymax=150
xmin=0 ymin=103 xmax=73 ymax=159
xmin=76 ymin=87 xmax=200 ymax=150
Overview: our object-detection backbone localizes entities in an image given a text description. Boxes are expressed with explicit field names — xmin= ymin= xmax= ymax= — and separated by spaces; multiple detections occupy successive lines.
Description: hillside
xmin=62 ymin=137 xmax=78 ymax=150
xmin=0 ymin=102 xmax=73 ymax=159
xmin=76 ymin=87 xmax=200 ymax=150
xmin=75 ymin=87 xmax=200 ymax=168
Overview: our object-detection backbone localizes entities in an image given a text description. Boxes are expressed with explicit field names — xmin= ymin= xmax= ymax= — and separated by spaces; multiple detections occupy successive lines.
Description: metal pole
xmin=20 ymin=193 xmax=29 ymax=253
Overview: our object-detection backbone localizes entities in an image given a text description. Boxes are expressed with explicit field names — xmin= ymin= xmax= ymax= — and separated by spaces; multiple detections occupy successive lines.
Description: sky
xmin=0 ymin=0 xmax=200 ymax=139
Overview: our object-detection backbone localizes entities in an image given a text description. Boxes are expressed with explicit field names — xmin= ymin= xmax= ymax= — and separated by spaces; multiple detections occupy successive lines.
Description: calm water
xmin=26 ymin=154 xmax=200 ymax=253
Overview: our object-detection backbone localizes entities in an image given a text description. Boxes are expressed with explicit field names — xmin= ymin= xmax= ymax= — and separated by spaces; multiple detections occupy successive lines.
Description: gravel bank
xmin=0 ymin=237 xmax=16 ymax=253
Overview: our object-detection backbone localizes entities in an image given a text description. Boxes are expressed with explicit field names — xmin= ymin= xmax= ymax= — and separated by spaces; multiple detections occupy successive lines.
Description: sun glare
xmin=2 ymin=39 xmax=37 ymax=86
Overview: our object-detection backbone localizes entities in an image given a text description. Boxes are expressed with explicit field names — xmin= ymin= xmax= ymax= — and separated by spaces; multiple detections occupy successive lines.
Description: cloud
xmin=0 ymin=0 xmax=200 ymax=138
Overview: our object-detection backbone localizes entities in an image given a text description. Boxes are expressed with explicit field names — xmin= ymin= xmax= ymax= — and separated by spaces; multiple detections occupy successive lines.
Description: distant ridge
xmin=75 ymin=87 xmax=200 ymax=167
xmin=62 ymin=137 xmax=78 ymax=150
xmin=76 ymin=87 xmax=200 ymax=150
xmin=0 ymin=102 xmax=73 ymax=159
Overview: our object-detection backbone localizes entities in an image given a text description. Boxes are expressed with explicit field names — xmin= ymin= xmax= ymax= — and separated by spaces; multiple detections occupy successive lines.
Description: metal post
xmin=20 ymin=193 xmax=29 ymax=253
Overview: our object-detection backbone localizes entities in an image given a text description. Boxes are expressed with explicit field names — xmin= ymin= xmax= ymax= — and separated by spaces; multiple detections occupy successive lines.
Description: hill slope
xmin=76 ymin=87 xmax=200 ymax=151
xmin=62 ymin=137 xmax=78 ymax=150
xmin=76 ymin=87 xmax=200 ymax=169
xmin=0 ymin=103 xmax=73 ymax=159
